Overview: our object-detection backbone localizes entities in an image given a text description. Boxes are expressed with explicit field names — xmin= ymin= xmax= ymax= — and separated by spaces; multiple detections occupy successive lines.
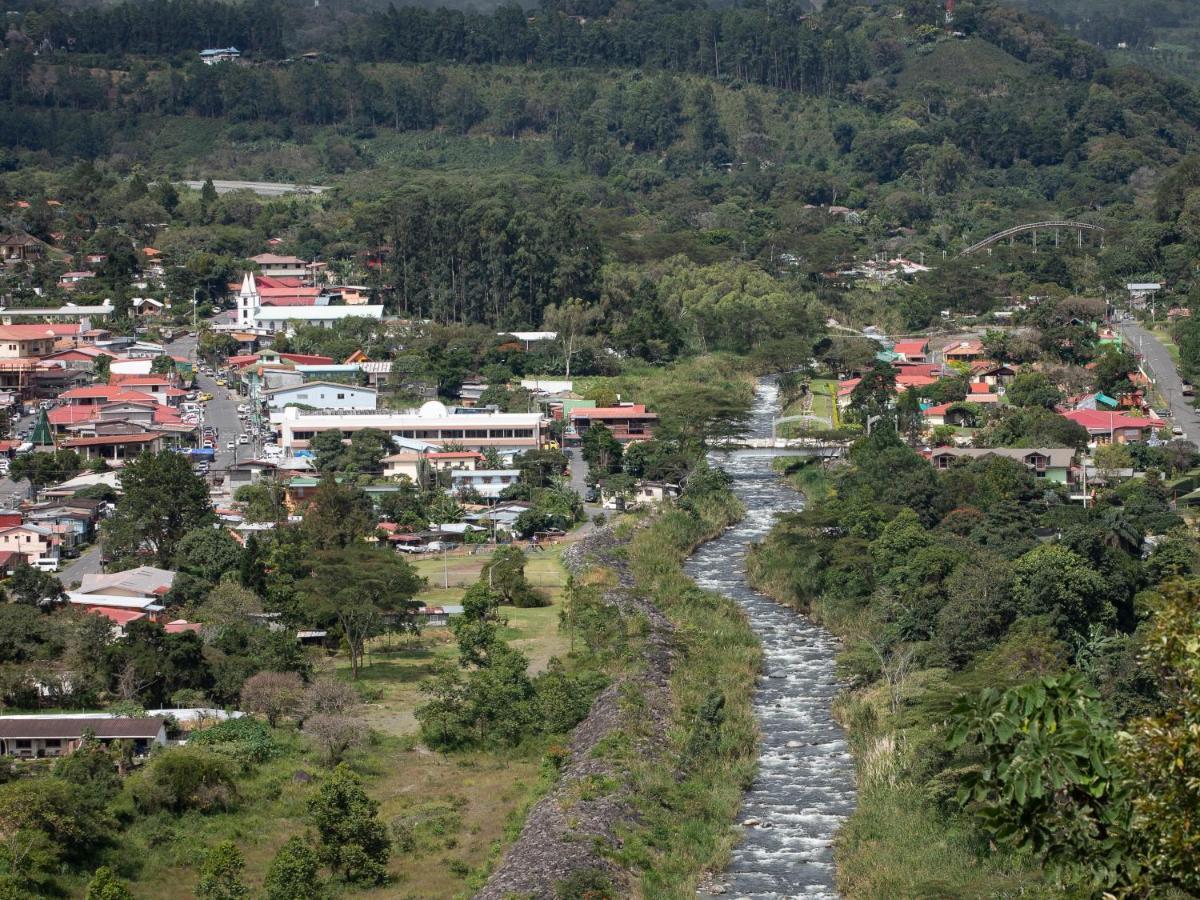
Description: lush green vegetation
xmin=748 ymin=429 xmax=1200 ymax=895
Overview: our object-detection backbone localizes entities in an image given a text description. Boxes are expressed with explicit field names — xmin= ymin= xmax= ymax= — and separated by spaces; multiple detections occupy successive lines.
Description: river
xmin=685 ymin=379 xmax=857 ymax=899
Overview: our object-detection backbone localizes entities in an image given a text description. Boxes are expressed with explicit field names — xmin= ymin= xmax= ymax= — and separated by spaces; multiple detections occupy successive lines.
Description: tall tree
xmin=299 ymin=547 xmax=423 ymax=678
xmin=542 ymin=297 xmax=600 ymax=379
xmin=104 ymin=451 xmax=213 ymax=566
xmin=306 ymin=765 xmax=390 ymax=885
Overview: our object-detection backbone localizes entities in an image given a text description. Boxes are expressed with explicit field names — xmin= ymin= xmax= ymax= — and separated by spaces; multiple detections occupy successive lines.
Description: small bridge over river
xmin=712 ymin=437 xmax=849 ymax=456
xmin=960 ymin=221 xmax=1105 ymax=256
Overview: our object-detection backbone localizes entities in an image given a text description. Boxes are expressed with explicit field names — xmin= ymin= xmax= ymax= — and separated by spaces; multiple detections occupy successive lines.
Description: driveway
xmin=1117 ymin=320 xmax=1200 ymax=444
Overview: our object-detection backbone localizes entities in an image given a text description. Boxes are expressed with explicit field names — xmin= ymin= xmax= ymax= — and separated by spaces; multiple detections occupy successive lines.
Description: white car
xmin=238 ymin=434 xmax=249 ymax=445
xmin=226 ymin=441 xmax=235 ymax=450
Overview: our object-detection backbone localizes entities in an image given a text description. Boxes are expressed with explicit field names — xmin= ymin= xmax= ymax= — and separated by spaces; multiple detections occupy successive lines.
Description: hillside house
xmin=450 ymin=469 xmax=520 ymax=500
xmin=0 ymin=716 xmax=168 ymax=758
xmin=943 ymin=340 xmax=985 ymax=362
xmin=265 ymin=381 xmax=377 ymax=412
xmin=1 ymin=232 xmax=46 ymax=266
xmin=568 ymin=404 xmax=658 ymax=444
xmin=929 ymin=447 xmax=1075 ymax=484
xmin=892 ymin=339 xmax=929 ymax=363
xmin=0 ymin=325 xmax=62 ymax=359
xmin=1060 ymin=410 xmax=1163 ymax=445
xmin=60 ymin=432 xmax=170 ymax=462
xmin=0 ymin=524 xmax=59 ymax=564
xmin=249 ymin=253 xmax=308 ymax=278
xmin=200 ymin=47 xmax=241 ymax=64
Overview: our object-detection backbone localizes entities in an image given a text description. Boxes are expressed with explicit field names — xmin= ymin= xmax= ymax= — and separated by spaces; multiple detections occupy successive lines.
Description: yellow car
xmin=199 ymin=392 xmax=213 ymax=402
xmin=215 ymin=379 xmax=227 ymax=387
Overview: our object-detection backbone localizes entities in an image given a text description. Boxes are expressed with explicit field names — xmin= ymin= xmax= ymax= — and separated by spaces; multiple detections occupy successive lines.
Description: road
xmin=164 ymin=333 xmax=247 ymax=475
xmin=179 ymin=179 xmax=329 ymax=197
xmin=1117 ymin=319 xmax=1200 ymax=444
xmin=59 ymin=544 xmax=103 ymax=588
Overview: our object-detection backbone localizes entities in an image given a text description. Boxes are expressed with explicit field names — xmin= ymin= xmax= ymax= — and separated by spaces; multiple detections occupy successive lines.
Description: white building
xmin=450 ymin=469 xmax=521 ymax=500
xmin=200 ymin=47 xmax=241 ymax=65
xmin=266 ymin=381 xmax=378 ymax=412
xmin=235 ymin=273 xmax=383 ymax=333
xmin=275 ymin=401 xmax=543 ymax=453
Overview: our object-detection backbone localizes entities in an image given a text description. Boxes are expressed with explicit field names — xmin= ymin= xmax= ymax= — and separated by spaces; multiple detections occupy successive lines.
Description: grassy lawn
xmin=781 ymin=378 xmax=838 ymax=432
xmin=113 ymin=543 xmax=574 ymax=899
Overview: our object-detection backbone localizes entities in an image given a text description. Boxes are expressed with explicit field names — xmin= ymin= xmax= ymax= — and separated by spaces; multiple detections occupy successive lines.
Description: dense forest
xmin=6 ymin=0 xmax=1200 ymax=336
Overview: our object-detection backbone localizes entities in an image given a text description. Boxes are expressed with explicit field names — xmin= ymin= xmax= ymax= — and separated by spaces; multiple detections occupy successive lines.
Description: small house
xmin=0 ymin=716 xmax=167 ymax=758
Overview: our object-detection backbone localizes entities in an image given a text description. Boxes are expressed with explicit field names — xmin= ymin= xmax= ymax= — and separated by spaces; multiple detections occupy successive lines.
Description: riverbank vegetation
xmin=618 ymin=468 xmax=759 ymax=895
xmin=748 ymin=434 xmax=1200 ymax=895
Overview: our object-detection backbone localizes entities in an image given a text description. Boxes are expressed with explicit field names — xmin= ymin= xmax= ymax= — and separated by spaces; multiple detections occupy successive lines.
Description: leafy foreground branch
xmin=478 ymin=467 xmax=760 ymax=898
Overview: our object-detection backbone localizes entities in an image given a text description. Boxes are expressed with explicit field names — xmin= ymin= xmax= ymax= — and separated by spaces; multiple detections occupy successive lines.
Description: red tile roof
xmin=1061 ymin=410 xmax=1164 ymax=432
xmin=49 ymin=406 xmax=99 ymax=426
xmin=278 ymin=353 xmax=335 ymax=365
xmin=428 ymin=451 xmax=483 ymax=459
xmin=110 ymin=375 xmax=170 ymax=386
xmin=892 ymin=340 xmax=928 ymax=356
xmin=163 ymin=620 xmax=202 ymax=634
xmin=61 ymin=385 xmax=125 ymax=401
xmin=0 ymin=324 xmax=67 ymax=341
xmin=87 ymin=607 xmax=147 ymax=626
xmin=944 ymin=340 xmax=985 ymax=357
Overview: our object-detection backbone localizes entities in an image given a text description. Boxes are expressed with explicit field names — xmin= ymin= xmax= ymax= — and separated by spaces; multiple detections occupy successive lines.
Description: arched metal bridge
xmin=960 ymin=221 xmax=1106 ymax=256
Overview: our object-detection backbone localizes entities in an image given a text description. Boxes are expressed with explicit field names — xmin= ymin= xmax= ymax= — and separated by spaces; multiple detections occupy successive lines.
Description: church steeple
xmin=237 ymin=272 xmax=260 ymax=327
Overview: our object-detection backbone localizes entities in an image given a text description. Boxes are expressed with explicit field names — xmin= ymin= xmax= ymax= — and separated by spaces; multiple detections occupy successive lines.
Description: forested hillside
xmin=5 ymin=0 xmax=1200 ymax=345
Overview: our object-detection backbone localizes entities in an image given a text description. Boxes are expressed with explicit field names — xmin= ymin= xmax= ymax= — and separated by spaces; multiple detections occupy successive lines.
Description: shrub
xmin=195 ymin=841 xmax=248 ymax=900
xmin=189 ymin=716 xmax=282 ymax=765
xmin=130 ymin=748 xmax=237 ymax=813
xmin=263 ymin=836 xmax=324 ymax=900
xmin=84 ymin=866 xmax=134 ymax=900
xmin=241 ymin=671 xmax=304 ymax=727
xmin=302 ymin=713 xmax=367 ymax=766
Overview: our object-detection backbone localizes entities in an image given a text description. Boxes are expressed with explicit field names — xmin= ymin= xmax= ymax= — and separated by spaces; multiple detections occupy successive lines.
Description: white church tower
xmin=236 ymin=272 xmax=260 ymax=328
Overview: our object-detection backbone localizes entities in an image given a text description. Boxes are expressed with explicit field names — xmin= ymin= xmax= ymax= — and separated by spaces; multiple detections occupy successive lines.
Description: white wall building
xmin=266 ymin=381 xmax=378 ymax=412
xmin=449 ymin=469 xmax=521 ymax=500
xmin=235 ymin=273 xmax=384 ymax=333
xmin=275 ymin=401 xmax=543 ymax=453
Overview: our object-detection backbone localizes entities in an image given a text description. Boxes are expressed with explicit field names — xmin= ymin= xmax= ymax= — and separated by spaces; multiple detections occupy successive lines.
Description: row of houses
xmin=0 ymin=495 xmax=107 ymax=569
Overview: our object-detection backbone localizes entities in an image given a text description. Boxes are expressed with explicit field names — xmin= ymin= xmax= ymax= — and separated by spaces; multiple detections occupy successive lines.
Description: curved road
xmin=1117 ymin=319 xmax=1200 ymax=444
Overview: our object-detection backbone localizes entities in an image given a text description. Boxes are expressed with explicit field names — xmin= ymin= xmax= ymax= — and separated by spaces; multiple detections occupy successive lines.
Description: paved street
xmin=1116 ymin=319 xmax=1200 ymax=445
xmin=165 ymin=333 xmax=246 ymax=473
xmin=59 ymin=544 xmax=103 ymax=588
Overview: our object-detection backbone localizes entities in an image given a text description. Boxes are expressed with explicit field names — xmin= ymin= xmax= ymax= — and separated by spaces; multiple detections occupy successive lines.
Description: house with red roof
xmin=60 ymin=432 xmax=169 ymax=462
xmin=1060 ymin=409 xmax=1164 ymax=444
xmin=250 ymin=253 xmax=309 ymax=278
xmin=943 ymin=339 xmax=985 ymax=362
xmin=892 ymin=339 xmax=929 ymax=363
xmin=0 ymin=325 xmax=64 ymax=359
xmin=568 ymin=404 xmax=658 ymax=444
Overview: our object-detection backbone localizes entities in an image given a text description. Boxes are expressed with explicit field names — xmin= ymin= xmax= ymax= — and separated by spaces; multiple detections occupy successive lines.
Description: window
xmin=337 ymin=393 xmax=345 ymax=400
xmin=15 ymin=740 xmax=30 ymax=749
